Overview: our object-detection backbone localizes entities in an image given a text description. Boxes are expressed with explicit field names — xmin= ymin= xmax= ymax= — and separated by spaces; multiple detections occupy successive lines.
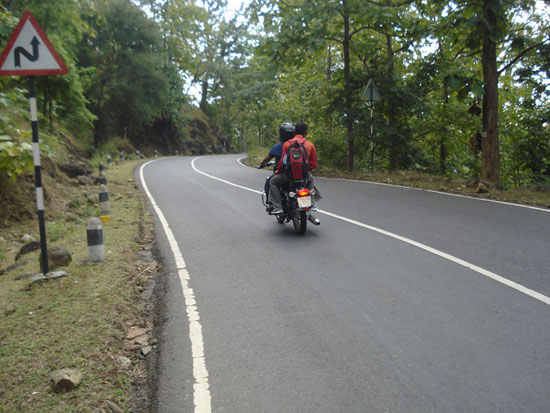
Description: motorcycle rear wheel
xmin=292 ymin=209 xmax=307 ymax=235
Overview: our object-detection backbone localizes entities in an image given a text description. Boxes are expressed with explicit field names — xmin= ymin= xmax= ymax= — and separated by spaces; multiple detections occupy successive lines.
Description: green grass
xmin=0 ymin=160 xmax=155 ymax=412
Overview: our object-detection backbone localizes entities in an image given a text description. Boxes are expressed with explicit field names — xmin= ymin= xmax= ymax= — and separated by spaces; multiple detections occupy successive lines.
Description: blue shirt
xmin=269 ymin=142 xmax=284 ymax=170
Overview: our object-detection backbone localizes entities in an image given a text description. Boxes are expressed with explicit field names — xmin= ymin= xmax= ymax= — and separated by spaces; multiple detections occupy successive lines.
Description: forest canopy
xmin=1 ymin=0 xmax=549 ymax=188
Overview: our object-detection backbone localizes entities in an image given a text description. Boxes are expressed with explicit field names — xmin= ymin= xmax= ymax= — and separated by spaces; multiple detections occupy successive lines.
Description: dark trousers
xmin=269 ymin=173 xmax=316 ymax=208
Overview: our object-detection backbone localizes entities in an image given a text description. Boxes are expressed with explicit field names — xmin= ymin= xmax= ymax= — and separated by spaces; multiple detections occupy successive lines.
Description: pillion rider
xmin=258 ymin=122 xmax=295 ymax=209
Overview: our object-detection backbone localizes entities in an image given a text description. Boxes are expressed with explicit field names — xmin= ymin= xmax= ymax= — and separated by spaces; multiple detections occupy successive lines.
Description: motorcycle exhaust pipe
xmin=308 ymin=214 xmax=320 ymax=225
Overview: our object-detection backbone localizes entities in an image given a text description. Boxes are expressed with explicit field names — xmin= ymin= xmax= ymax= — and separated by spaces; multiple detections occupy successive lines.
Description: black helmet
xmin=279 ymin=123 xmax=295 ymax=142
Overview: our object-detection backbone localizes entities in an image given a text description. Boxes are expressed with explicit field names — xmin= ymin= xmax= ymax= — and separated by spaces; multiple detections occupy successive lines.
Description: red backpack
xmin=285 ymin=137 xmax=309 ymax=181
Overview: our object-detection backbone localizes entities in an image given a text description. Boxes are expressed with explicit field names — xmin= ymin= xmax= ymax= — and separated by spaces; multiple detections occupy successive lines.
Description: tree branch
xmin=363 ymin=0 xmax=414 ymax=7
xmin=350 ymin=25 xmax=375 ymax=39
xmin=325 ymin=36 xmax=344 ymax=45
xmin=498 ymin=38 xmax=550 ymax=75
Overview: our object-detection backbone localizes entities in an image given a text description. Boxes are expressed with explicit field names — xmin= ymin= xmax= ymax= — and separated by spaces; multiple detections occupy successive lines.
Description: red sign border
xmin=0 ymin=10 xmax=69 ymax=76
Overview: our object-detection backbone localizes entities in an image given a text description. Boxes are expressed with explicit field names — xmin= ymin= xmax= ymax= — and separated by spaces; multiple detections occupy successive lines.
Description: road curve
xmin=138 ymin=154 xmax=550 ymax=413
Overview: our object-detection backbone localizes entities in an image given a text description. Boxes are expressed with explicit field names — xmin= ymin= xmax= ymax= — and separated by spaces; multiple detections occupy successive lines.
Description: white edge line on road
xmin=238 ymin=154 xmax=549 ymax=213
xmin=328 ymin=177 xmax=550 ymax=213
xmin=193 ymin=156 xmax=550 ymax=307
xmin=139 ymin=160 xmax=212 ymax=413
xmin=237 ymin=156 xmax=249 ymax=168
xmin=193 ymin=156 xmax=262 ymax=195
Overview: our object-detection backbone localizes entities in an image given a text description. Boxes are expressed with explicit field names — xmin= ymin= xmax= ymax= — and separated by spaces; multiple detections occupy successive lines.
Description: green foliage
xmin=0 ymin=81 xmax=33 ymax=179
xmin=79 ymin=0 xmax=170 ymax=147
xmin=1 ymin=0 xmax=548 ymax=187
xmin=45 ymin=221 xmax=67 ymax=243
xmin=0 ymin=139 xmax=33 ymax=180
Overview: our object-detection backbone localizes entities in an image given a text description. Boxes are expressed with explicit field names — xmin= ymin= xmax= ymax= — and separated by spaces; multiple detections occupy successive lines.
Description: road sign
xmin=361 ymin=79 xmax=381 ymax=103
xmin=362 ymin=79 xmax=381 ymax=174
xmin=0 ymin=11 xmax=68 ymax=76
xmin=0 ymin=11 xmax=69 ymax=274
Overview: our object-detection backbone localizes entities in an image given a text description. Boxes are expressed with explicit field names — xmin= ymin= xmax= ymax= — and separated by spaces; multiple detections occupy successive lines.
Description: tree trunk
xmin=200 ymin=78 xmax=208 ymax=111
xmin=327 ymin=46 xmax=332 ymax=82
xmin=342 ymin=0 xmax=354 ymax=172
xmin=440 ymin=72 xmax=449 ymax=174
xmin=481 ymin=0 xmax=501 ymax=186
xmin=241 ymin=127 xmax=247 ymax=152
xmin=386 ymin=32 xmax=398 ymax=170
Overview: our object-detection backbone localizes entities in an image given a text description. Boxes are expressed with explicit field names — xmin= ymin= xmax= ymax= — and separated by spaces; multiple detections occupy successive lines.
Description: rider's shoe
xmin=310 ymin=203 xmax=318 ymax=211
xmin=270 ymin=207 xmax=283 ymax=214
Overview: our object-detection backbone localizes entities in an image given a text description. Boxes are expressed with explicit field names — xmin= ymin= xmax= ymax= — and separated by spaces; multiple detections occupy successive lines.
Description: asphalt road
xmin=138 ymin=154 xmax=550 ymax=413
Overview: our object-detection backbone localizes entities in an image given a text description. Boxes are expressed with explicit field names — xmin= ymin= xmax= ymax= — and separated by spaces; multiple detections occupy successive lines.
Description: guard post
xmin=86 ymin=217 xmax=104 ymax=262
xmin=99 ymin=162 xmax=107 ymax=185
xmin=0 ymin=11 xmax=69 ymax=275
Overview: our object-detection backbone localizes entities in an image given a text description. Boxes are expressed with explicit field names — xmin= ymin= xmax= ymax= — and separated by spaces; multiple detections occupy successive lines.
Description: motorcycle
xmin=259 ymin=161 xmax=320 ymax=235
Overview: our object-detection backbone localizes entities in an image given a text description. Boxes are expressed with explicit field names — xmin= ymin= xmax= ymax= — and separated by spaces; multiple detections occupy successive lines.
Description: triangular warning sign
xmin=361 ymin=79 xmax=381 ymax=102
xmin=0 ymin=11 xmax=68 ymax=76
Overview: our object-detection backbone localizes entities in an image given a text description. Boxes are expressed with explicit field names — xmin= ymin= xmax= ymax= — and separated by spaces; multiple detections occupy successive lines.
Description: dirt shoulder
xmin=0 ymin=159 xmax=160 ymax=412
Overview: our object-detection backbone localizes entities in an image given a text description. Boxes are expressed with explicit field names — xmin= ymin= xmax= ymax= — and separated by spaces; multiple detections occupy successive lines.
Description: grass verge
xmin=0 ymin=160 xmax=157 ymax=412
xmin=245 ymin=146 xmax=550 ymax=208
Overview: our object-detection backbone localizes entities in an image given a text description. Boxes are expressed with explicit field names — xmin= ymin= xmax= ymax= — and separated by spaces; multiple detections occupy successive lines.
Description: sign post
xmin=0 ymin=11 xmax=68 ymax=275
xmin=361 ymin=79 xmax=381 ymax=174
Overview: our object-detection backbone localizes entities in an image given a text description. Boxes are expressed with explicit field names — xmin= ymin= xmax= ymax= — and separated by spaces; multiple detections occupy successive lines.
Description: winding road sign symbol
xmin=14 ymin=36 xmax=40 ymax=67
xmin=0 ymin=11 xmax=68 ymax=76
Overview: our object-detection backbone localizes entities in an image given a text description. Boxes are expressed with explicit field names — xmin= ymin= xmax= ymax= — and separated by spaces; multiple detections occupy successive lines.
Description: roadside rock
xmin=117 ymin=356 xmax=132 ymax=370
xmin=78 ymin=176 xmax=94 ymax=186
xmin=0 ymin=260 xmax=28 ymax=276
xmin=15 ymin=241 xmax=40 ymax=261
xmin=50 ymin=368 xmax=83 ymax=392
xmin=134 ymin=335 xmax=149 ymax=346
xmin=28 ymin=271 xmax=68 ymax=287
xmin=39 ymin=246 xmax=72 ymax=270
xmin=87 ymin=192 xmax=100 ymax=205
xmin=59 ymin=163 xmax=86 ymax=178
xmin=126 ymin=327 xmax=150 ymax=340
xmin=104 ymin=400 xmax=124 ymax=413
xmin=14 ymin=272 xmax=34 ymax=280
xmin=21 ymin=234 xmax=34 ymax=243
xmin=476 ymin=182 xmax=489 ymax=193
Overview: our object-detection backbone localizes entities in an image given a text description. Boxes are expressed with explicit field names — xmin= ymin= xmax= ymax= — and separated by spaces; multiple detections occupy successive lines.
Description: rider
xmin=258 ymin=122 xmax=295 ymax=209
xmin=269 ymin=122 xmax=318 ymax=214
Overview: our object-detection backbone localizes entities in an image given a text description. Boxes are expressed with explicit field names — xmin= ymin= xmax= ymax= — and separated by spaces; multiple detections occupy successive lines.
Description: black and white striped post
xmin=99 ymin=162 xmax=107 ymax=185
xmin=29 ymin=76 xmax=48 ymax=274
xmin=99 ymin=184 xmax=110 ymax=223
xmin=0 ymin=11 xmax=69 ymax=275
xmin=86 ymin=217 xmax=104 ymax=262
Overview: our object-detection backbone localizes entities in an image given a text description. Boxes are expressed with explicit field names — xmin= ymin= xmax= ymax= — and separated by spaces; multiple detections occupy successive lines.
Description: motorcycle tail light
xmin=297 ymin=189 xmax=310 ymax=197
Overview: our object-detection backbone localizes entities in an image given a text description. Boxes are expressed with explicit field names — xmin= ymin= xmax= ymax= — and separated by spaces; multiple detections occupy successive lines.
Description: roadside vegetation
xmin=0 ymin=159 xmax=157 ymax=412
xmin=1 ymin=1 xmax=549 ymax=193
xmin=246 ymin=144 xmax=550 ymax=208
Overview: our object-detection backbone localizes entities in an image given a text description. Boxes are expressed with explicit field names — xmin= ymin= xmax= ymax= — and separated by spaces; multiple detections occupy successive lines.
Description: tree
xmin=79 ymin=0 xmax=169 ymax=147
xmin=447 ymin=0 xmax=550 ymax=186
